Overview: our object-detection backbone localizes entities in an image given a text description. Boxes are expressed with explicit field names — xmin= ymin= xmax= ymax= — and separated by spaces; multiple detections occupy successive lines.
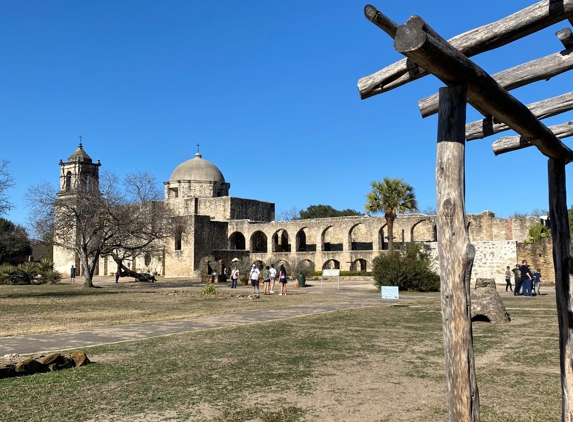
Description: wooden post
xmin=548 ymin=158 xmax=573 ymax=422
xmin=436 ymin=85 xmax=480 ymax=422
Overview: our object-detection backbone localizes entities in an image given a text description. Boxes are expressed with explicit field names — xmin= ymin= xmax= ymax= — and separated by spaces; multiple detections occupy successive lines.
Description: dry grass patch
xmin=0 ymin=283 xmax=339 ymax=337
xmin=0 ymin=289 xmax=562 ymax=422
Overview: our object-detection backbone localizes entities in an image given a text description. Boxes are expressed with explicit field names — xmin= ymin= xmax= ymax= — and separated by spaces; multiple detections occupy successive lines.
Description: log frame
xmin=548 ymin=158 xmax=573 ymax=421
xmin=358 ymin=0 xmax=573 ymax=99
xmin=393 ymin=15 xmax=573 ymax=163
xmin=436 ymin=85 xmax=480 ymax=422
xmin=492 ymin=121 xmax=573 ymax=155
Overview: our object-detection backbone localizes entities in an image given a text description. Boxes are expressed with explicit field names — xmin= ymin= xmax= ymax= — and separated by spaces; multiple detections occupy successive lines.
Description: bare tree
xmin=26 ymin=171 xmax=173 ymax=287
xmin=0 ymin=159 xmax=15 ymax=215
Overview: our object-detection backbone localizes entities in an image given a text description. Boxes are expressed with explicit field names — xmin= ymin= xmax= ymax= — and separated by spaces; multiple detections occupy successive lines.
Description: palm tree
xmin=365 ymin=177 xmax=418 ymax=253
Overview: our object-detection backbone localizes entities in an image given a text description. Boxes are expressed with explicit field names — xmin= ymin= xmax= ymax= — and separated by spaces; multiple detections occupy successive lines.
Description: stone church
xmin=54 ymin=143 xmax=555 ymax=285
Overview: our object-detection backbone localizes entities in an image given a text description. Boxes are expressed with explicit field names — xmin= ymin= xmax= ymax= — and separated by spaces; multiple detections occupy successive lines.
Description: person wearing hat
xmin=249 ymin=264 xmax=260 ymax=294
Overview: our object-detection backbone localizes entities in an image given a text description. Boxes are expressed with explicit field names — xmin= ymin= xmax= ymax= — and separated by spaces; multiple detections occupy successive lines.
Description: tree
xmin=0 ymin=159 xmax=15 ymax=215
xmin=26 ymin=171 xmax=173 ymax=288
xmin=298 ymin=204 xmax=362 ymax=219
xmin=526 ymin=222 xmax=550 ymax=243
xmin=365 ymin=177 xmax=417 ymax=253
xmin=276 ymin=206 xmax=301 ymax=221
xmin=372 ymin=243 xmax=440 ymax=292
xmin=0 ymin=218 xmax=32 ymax=264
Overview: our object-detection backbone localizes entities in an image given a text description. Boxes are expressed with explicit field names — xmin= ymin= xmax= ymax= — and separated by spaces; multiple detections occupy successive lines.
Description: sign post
xmin=321 ymin=269 xmax=341 ymax=290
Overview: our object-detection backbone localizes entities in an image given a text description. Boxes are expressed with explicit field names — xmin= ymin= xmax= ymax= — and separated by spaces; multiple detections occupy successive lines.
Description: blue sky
xmin=1 ymin=0 xmax=571 ymax=227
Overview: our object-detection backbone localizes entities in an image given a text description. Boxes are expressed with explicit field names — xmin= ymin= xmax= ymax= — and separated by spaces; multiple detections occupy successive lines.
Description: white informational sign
xmin=321 ymin=269 xmax=341 ymax=290
xmin=381 ymin=286 xmax=399 ymax=299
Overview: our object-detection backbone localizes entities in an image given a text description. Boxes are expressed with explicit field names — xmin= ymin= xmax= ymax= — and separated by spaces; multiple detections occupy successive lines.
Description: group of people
xmin=229 ymin=263 xmax=289 ymax=296
xmin=504 ymin=260 xmax=542 ymax=296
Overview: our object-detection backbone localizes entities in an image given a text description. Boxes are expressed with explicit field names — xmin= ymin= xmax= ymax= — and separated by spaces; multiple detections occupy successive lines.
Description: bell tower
xmin=53 ymin=141 xmax=102 ymax=277
xmin=58 ymin=141 xmax=101 ymax=196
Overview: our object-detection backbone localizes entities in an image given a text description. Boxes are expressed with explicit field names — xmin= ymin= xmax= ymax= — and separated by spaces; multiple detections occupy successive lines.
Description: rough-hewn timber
xmin=548 ymin=159 xmax=573 ymax=422
xmin=393 ymin=15 xmax=573 ymax=163
xmin=557 ymin=27 xmax=573 ymax=49
xmin=492 ymin=121 xmax=573 ymax=155
xmin=358 ymin=0 xmax=573 ymax=99
xmin=419 ymin=47 xmax=573 ymax=118
xmin=466 ymin=92 xmax=573 ymax=140
xmin=436 ymin=85 xmax=480 ymax=422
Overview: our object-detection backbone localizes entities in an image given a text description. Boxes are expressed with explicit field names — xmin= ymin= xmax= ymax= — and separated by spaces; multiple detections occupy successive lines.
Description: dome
xmin=169 ymin=153 xmax=225 ymax=182
xmin=67 ymin=143 xmax=93 ymax=163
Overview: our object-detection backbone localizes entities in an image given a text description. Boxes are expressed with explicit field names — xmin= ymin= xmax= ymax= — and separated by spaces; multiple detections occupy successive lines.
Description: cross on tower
xmin=196 ymin=143 xmax=200 ymax=153
xmin=79 ymin=135 xmax=83 ymax=147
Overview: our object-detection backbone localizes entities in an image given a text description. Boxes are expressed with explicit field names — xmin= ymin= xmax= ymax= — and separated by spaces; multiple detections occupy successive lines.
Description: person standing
xmin=520 ymin=260 xmax=533 ymax=297
xmin=278 ymin=264 xmax=288 ymax=296
xmin=269 ymin=264 xmax=277 ymax=294
xmin=70 ymin=265 xmax=76 ymax=283
xmin=504 ymin=265 xmax=513 ymax=292
xmin=512 ymin=263 xmax=522 ymax=296
xmin=115 ymin=271 xmax=120 ymax=283
xmin=533 ymin=268 xmax=542 ymax=296
xmin=263 ymin=265 xmax=271 ymax=295
xmin=230 ymin=267 xmax=239 ymax=289
xmin=249 ymin=264 xmax=260 ymax=294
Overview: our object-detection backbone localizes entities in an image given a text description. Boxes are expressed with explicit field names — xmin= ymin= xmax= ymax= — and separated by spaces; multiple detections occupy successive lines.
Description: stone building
xmin=53 ymin=144 xmax=555 ymax=285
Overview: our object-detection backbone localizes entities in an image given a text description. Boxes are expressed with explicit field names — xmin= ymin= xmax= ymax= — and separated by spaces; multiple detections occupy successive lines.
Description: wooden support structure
xmin=358 ymin=0 xmax=573 ymax=99
xmin=436 ymin=85 xmax=479 ymax=422
xmin=548 ymin=159 xmax=573 ymax=422
xmin=357 ymin=3 xmax=573 ymax=421
xmin=492 ymin=121 xmax=573 ymax=155
xmin=419 ymin=47 xmax=573 ymax=118
xmin=393 ymin=15 xmax=573 ymax=163
xmin=466 ymin=92 xmax=573 ymax=141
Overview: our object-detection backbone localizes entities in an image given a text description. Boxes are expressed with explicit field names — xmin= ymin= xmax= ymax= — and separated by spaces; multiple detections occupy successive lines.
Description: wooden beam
xmin=467 ymin=92 xmax=573 ymax=140
xmin=393 ymin=15 xmax=573 ymax=163
xmin=419 ymin=47 xmax=573 ymax=118
xmin=492 ymin=121 xmax=573 ymax=155
xmin=358 ymin=0 xmax=573 ymax=99
xmin=364 ymin=4 xmax=398 ymax=38
xmin=557 ymin=27 xmax=573 ymax=49
xmin=547 ymin=158 xmax=573 ymax=422
xmin=436 ymin=85 xmax=480 ymax=422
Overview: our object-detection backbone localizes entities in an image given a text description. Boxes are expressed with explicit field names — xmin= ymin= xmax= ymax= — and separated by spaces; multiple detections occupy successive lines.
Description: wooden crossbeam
xmin=393 ymin=15 xmax=573 ymax=163
xmin=492 ymin=121 xmax=573 ymax=155
xmin=419 ymin=47 xmax=573 ymax=118
xmin=557 ymin=27 xmax=573 ymax=49
xmin=466 ymin=92 xmax=573 ymax=140
xmin=358 ymin=0 xmax=573 ymax=99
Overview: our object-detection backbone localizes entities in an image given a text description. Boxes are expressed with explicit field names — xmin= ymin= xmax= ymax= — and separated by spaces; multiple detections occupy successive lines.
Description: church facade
xmin=53 ymin=144 xmax=553 ymax=285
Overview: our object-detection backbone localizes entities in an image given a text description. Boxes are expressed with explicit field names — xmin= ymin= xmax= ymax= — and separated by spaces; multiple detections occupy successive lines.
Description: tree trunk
xmin=436 ymin=85 xmax=480 ymax=421
xmin=386 ymin=216 xmax=394 ymax=253
xmin=548 ymin=158 xmax=573 ymax=421
xmin=80 ymin=254 xmax=94 ymax=288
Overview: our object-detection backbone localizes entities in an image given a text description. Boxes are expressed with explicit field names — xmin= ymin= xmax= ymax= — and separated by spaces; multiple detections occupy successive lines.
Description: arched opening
xmin=229 ymin=232 xmax=246 ymax=250
xmin=295 ymin=259 xmax=315 ymax=275
xmin=250 ymin=231 xmax=268 ymax=253
xmin=350 ymin=259 xmax=367 ymax=272
xmin=65 ymin=171 xmax=72 ymax=191
xmin=349 ymin=223 xmax=372 ymax=251
xmin=296 ymin=228 xmax=307 ymax=252
xmin=411 ymin=219 xmax=434 ymax=243
xmin=378 ymin=225 xmax=388 ymax=250
xmin=322 ymin=226 xmax=342 ymax=251
xmin=272 ymin=229 xmax=290 ymax=252
xmin=322 ymin=259 xmax=340 ymax=270
xmin=174 ymin=227 xmax=183 ymax=251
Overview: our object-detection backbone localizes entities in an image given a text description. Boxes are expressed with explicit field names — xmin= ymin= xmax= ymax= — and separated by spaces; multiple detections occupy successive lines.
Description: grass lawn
xmin=0 ymin=286 xmax=562 ymax=422
xmin=0 ymin=283 xmax=340 ymax=337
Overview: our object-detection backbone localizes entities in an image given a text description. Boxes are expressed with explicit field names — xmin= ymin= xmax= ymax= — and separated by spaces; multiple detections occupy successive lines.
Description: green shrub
xmin=0 ymin=263 xmax=18 ymax=285
xmin=202 ymin=284 xmax=217 ymax=295
xmin=372 ymin=244 xmax=440 ymax=292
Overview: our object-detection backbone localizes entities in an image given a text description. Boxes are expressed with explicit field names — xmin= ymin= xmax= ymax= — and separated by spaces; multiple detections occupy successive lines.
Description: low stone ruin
xmin=0 ymin=350 xmax=91 ymax=379
xmin=471 ymin=278 xmax=511 ymax=323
